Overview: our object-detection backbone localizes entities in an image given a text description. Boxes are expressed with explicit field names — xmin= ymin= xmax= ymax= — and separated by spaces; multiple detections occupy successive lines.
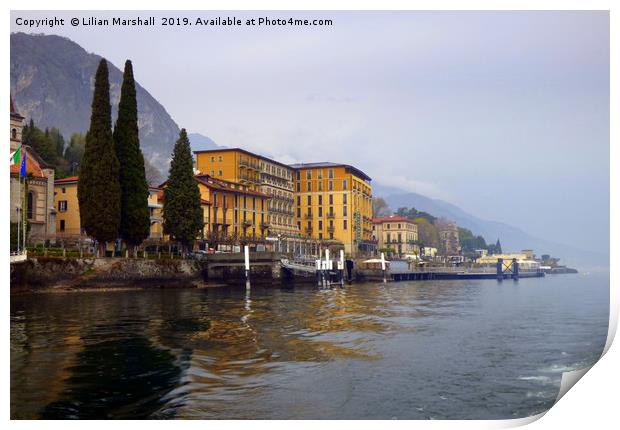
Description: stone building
xmin=10 ymin=99 xmax=55 ymax=241
xmin=435 ymin=219 xmax=461 ymax=256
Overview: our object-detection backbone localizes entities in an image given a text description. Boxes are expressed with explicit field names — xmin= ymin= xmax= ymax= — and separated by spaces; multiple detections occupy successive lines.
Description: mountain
xmin=374 ymin=184 xmax=606 ymax=269
xmin=188 ymin=133 xmax=223 ymax=151
xmin=10 ymin=32 xmax=179 ymax=170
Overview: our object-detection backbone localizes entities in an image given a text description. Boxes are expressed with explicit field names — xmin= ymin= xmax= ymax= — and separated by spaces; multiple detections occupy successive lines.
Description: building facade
xmin=194 ymin=174 xmax=270 ymax=243
xmin=10 ymin=100 xmax=56 ymax=240
xmin=436 ymin=219 xmax=461 ymax=256
xmin=54 ymin=176 xmax=81 ymax=237
xmin=372 ymin=216 xmax=419 ymax=257
xmin=194 ymin=148 xmax=299 ymax=241
xmin=290 ymin=162 xmax=374 ymax=256
xmin=148 ymin=186 xmax=163 ymax=239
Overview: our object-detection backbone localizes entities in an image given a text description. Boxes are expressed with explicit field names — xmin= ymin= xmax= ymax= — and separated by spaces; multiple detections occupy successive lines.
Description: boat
xmin=280 ymin=258 xmax=339 ymax=283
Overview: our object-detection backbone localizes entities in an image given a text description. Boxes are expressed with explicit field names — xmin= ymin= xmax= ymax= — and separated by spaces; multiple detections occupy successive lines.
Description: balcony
xmin=327 ymin=226 xmax=335 ymax=233
xmin=305 ymin=213 xmax=313 ymax=220
xmin=326 ymin=212 xmax=335 ymax=219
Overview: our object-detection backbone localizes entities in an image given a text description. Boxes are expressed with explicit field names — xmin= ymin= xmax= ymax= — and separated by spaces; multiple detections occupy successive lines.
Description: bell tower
xmin=10 ymin=96 xmax=24 ymax=151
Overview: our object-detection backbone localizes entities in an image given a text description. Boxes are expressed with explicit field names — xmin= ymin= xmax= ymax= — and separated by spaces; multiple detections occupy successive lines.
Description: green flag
xmin=10 ymin=145 xmax=21 ymax=165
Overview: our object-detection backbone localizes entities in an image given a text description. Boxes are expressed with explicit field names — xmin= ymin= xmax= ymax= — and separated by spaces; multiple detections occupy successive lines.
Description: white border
xmin=3 ymin=1 xmax=616 ymax=428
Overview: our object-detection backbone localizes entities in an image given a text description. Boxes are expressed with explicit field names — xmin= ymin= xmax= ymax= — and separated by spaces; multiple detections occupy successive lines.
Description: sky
xmin=10 ymin=10 xmax=610 ymax=252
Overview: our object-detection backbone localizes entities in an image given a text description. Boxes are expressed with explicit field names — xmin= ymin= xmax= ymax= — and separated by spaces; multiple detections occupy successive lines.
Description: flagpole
xmin=21 ymin=147 xmax=27 ymax=253
xmin=16 ymin=174 xmax=20 ymax=254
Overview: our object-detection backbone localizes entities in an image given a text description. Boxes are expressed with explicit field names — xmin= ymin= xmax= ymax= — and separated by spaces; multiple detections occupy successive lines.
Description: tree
xmin=162 ymin=129 xmax=203 ymax=253
xmin=113 ymin=60 xmax=150 ymax=253
xmin=64 ymin=133 xmax=86 ymax=174
xmin=22 ymin=120 xmax=56 ymax=164
xmin=372 ymin=197 xmax=390 ymax=217
xmin=144 ymin=157 xmax=162 ymax=185
xmin=458 ymin=227 xmax=488 ymax=253
xmin=78 ymin=59 xmax=121 ymax=255
xmin=414 ymin=217 xmax=439 ymax=248
xmin=48 ymin=127 xmax=65 ymax=157
xmin=495 ymin=239 xmax=502 ymax=254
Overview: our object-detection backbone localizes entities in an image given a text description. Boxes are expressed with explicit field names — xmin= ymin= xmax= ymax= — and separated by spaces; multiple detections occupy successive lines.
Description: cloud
xmin=373 ymin=174 xmax=449 ymax=201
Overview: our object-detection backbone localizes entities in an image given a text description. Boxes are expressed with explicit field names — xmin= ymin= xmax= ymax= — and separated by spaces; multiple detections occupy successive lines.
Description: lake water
xmin=10 ymin=273 xmax=609 ymax=419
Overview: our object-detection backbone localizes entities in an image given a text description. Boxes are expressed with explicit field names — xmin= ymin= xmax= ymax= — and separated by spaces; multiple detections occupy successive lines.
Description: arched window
xmin=27 ymin=191 xmax=34 ymax=220
xmin=11 ymin=128 xmax=17 ymax=139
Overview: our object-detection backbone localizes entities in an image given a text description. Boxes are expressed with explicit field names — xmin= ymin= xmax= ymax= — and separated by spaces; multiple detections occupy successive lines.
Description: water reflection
xmin=11 ymin=275 xmax=609 ymax=419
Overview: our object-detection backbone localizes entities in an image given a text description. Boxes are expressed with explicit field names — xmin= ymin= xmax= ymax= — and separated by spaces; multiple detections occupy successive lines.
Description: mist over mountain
xmin=10 ymin=32 xmax=180 ymax=170
xmin=187 ymin=133 xmax=223 ymax=151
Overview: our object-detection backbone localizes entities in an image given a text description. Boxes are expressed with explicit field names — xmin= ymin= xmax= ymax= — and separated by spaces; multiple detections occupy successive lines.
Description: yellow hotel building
xmin=194 ymin=148 xmax=299 ymax=239
xmin=290 ymin=162 xmax=374 ymax=256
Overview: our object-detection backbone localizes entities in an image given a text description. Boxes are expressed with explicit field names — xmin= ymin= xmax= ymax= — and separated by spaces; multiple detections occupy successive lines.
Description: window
xmin=343 ymin=206 xmax=348 ymax=216
xmin=218 ymin=155 xmax=223 ymax=161
xmin=211 ymin=156 xmax=215 ymax=162
xmin=328 ymin=181 xmax=333 ymax=191
xmin=318 ymin=182 xmax=322 ymax=191
xmin=342 ymin=180 xmax=347 ymax=190
xmin=58 ymin=200 xmax=68 ymax=212
xmin=297 ymin=208 xmax=301 ymax=217
xmin=307 ymin=195 xmax=311 ymax=205
xmin=11 ymin=128 xmax=17 ymax=139
xmin=296 ymin=171 xmax=301 ymax=180
xmin=319 ymin=220 xmax=323 ymax=229
xmin=297 ymin=196 xmax=301 ymax=205
xmin=317 ymin=169 xmax=323 ymax=179
xmin=218 ymin=170 xmax=223 ymax=176
xmin=343 ymin=193 xmax=348 ymax=204
xmin=306 ymin=170 xmax=312 ymax=180
xmin=62 ymin=187 xmax=66 ymax=194
xmin=307 ymin=182 xmax=312 ymax=191
xmin=296 ymin=183 xmax=301 ymax=192
xmin=343 ymin=220 xmax=348 ymax=230
xmin=318 ymin=207 xmax=323 ymax=217
xmin=328 ymin=169 xmax=334 ymax=179
xmin=27 ymin=192 xmax=34 ymax=220
xmin=318 ymin=195 xmax=323 ymax=205
xmin=329 ymin=194 xmax=333 ymax=204
xmin=59 ymin=220 xmax=65 ymax=232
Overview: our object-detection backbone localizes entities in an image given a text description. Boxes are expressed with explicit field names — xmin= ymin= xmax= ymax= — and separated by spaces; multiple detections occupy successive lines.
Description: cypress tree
xmin=162 ymin=129 xmax=203 ymax=253
xmin=113 ymin=60 xmax=150 ymax=254
xmin=78 ymin=59 xmax=121 ymax=255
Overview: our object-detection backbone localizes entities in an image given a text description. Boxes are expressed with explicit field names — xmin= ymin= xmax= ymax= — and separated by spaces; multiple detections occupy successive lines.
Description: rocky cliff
xmin=10 ymin=32 xmax=180 ymax=170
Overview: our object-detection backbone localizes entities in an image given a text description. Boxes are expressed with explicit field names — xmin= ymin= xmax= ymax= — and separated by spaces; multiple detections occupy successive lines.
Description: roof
xmin=289 ymin=162 xmax=372 ymax=181
xmin=54 ymin=175 xmax=79 ymax=185
xmin=10 ymin=147 xmax=48 ymax=179
xmin=10 ymin=96 xmax=23 ymax=119
xmin=194 ymin=174 xmax=270 ymax=198
xmin=159 ymin=174 xmax=270 ymax=198
xmin=372 ymin=216 xmax=412 ymax=224
xmin=193 ymin=147 xmax=294 ymax=171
